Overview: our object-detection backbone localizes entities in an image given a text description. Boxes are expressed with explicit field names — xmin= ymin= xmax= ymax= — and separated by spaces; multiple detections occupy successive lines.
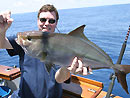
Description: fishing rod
xmin=106 ymin=25 xmax=130 ymax=98
xmin=117 ymin=25 xmax=130 ymax=64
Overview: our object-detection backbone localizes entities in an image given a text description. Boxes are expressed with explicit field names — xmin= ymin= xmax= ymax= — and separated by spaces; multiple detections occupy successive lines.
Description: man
xmin=0 ymin=4 xmax=90 ymax=98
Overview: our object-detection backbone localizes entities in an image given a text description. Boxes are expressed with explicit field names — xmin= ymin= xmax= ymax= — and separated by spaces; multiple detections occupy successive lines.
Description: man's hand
xmin=55 ymin=57 xmax=92 ymax=83
xmin=67 ymin=57 xmax=92 ymax=75
xmin=0 ymin=11 xmax=13 ymax=49
xmin=0 ymin=11 xmax=13 ymax=34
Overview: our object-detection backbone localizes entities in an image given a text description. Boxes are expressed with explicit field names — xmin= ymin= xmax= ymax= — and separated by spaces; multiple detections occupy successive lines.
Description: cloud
xmin=33 ymin=0 xmax=43 ymax=1
xmin=1 ymin=0 xmax=130 ymax=14
xmin=13 ymin=1 xmax=24 ymax=7
xmin=39 ymin=0 xmax=130 ymax=9
xmin=40 ymin=0 xmax=82 ymax=9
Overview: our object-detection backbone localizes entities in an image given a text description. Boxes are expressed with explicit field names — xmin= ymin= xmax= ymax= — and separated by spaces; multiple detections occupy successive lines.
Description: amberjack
xmin=16 ymin=25 xmax=130 ymax=94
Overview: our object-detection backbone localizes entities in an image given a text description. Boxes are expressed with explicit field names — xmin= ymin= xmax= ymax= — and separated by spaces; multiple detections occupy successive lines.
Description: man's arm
xmin=0 ymin=36 xmax=13 ymax=49
xmin=55 ymin=67 xmax=71 ymax=83
xmin=0 ymin=11 xmax=13 ymax=49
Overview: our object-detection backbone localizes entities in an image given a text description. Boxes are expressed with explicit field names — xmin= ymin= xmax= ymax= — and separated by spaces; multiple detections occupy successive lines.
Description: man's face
xmin=37 ymin=11 xmax=57 ymax=33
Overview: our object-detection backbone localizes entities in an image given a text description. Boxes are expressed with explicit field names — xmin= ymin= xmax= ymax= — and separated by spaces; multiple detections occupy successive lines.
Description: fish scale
xmin=48 ymin=34 xmax=113 ymax=67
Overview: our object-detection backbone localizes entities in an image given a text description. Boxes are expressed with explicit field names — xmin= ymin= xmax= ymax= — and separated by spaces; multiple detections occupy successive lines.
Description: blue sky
xmin=0 ymin=0 xmax=130 ymax=14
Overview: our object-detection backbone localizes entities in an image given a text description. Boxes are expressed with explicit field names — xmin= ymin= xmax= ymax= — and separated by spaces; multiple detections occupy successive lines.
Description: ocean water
xmin=0 ymin=4 xmax=130 ymax=97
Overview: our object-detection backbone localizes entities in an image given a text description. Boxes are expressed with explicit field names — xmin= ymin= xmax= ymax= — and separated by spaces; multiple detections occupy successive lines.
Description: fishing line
xmin=56 ymin=26 xmax=61 ymax=33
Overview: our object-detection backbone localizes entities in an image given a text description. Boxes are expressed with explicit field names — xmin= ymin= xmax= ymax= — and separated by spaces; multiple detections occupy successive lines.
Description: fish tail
xmin=115 ymin=71 xmax=129 ymax=94
xmin=115 ymin=64 xmax=130 ymax=94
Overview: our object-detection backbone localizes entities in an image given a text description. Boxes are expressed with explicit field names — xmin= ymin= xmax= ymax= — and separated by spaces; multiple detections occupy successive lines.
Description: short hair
xmin=37 ymin=4 xmax=59 ymax=21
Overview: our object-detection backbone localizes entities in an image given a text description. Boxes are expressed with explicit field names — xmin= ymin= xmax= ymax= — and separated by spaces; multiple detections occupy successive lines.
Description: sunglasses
xmin=40 ymin=18 xmax=56 ymax=24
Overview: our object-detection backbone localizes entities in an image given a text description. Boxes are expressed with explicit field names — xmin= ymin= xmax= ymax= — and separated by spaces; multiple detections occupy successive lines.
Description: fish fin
xmin=68 ymin=25 xmax=89 ymax=40
xmin=42 ymin=52 xmax=48 ymax=60
xmin=69 ymin=25 xmax=113 ymax=63
xmin=45 ymin=63 xmax=53 ymax=73
xmin=87 ymin=40 xmax=113 ymax=63
xmin=115 ymin=71 xmax=129 ymax=94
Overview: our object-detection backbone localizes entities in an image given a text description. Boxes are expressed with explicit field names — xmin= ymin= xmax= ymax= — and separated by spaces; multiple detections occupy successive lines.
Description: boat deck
xmin=0 ymin=65 xmax=122 ymax=98
xmin=62 ymin=75 xmax=122 ymax=98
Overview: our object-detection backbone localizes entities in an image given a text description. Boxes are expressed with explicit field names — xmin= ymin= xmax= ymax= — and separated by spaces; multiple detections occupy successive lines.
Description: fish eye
xmin=27 ymin=36 xmax=32 ymax=41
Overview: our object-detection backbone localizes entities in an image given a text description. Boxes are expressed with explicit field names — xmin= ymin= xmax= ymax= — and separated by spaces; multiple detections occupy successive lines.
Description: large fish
xmin=16 ymin=25 xmax=130 ymax=94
